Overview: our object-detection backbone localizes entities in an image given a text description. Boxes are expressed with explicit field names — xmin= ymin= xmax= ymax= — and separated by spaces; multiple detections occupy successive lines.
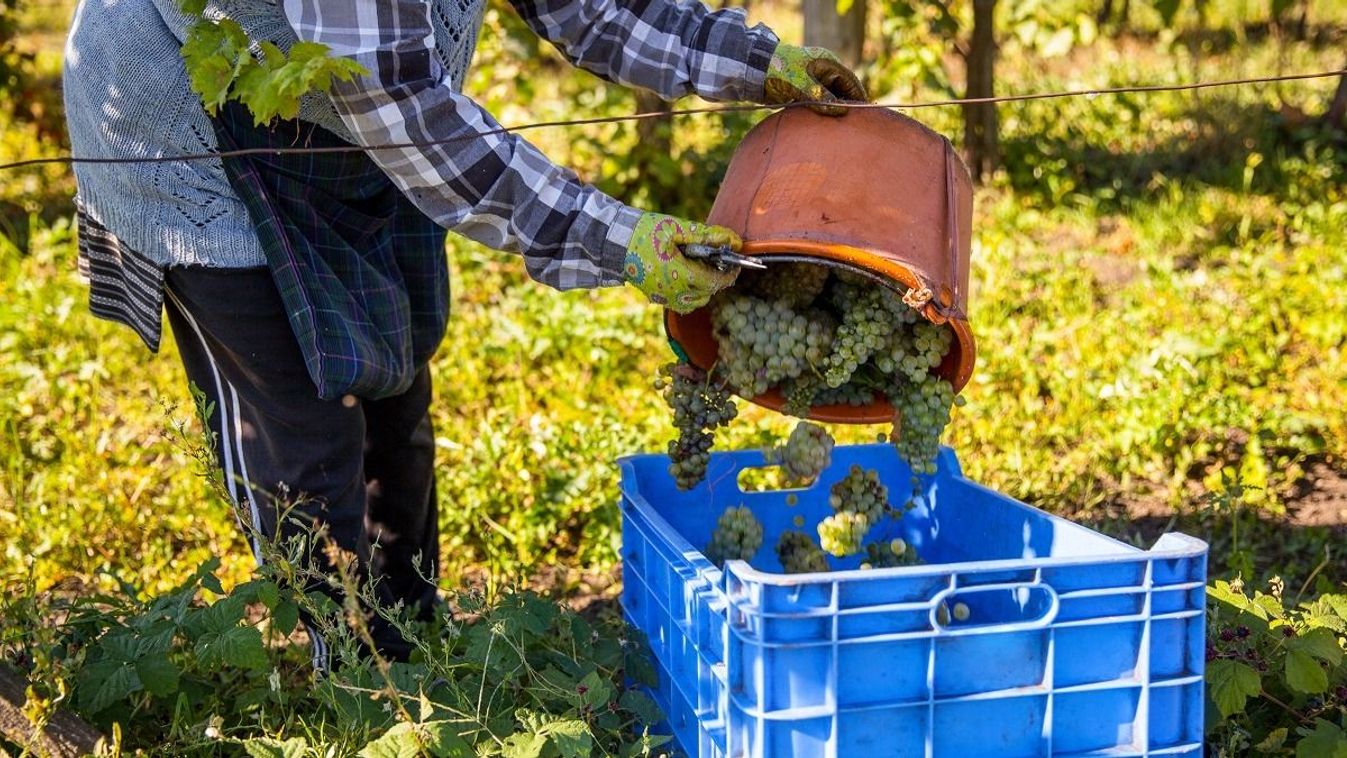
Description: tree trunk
xmin=0 ymin=664 xmax=106 ymax=757
xmin=963 ymin=0 xmax=999 ymax=182
xmin=803 ymin=0 xmax=867 ymax=68
xmin=631 ymin=89 xmax=678 ymax=208
xmin=1326 ymin=66 xmax=1347 ymax=129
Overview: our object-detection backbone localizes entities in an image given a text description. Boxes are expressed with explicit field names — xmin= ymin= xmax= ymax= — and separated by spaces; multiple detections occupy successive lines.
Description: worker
xmin=62 ymin=0 xmax=865 ymax=664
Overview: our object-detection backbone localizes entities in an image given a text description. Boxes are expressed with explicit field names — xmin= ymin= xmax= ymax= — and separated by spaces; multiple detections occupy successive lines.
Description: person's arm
xmin=508 ymin=0 xmax=778 ymax=103
xmin=276 ymin=0 xmax=645 ymax=290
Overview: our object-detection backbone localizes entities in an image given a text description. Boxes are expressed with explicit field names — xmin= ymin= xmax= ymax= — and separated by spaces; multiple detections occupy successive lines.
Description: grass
xmin=1 ymin=0 xmax=1345 ymax=600
xmin=2 ymin=2 xmax=1346 ymax=755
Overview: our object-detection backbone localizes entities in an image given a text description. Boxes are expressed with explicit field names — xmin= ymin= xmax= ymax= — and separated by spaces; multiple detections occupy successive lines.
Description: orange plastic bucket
xmin=665 ymin=107 xmax=976 ymax=424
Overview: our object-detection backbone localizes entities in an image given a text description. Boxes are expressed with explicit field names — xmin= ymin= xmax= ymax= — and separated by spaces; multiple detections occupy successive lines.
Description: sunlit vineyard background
xmin=3 ymin=0 xmax=1345 ymax=627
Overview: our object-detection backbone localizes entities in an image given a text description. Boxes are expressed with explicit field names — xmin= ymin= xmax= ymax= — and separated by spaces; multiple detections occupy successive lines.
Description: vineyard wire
xmin=0 ymin=68 xmax=1343 ymax=172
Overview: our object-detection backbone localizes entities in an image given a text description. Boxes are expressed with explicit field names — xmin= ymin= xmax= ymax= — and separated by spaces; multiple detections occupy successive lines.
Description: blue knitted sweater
xmin=62 ymin=0 xmax=485 ymax=268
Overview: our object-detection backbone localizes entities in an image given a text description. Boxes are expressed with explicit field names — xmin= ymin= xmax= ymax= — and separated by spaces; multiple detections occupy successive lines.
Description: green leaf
xmin=135 ymin=654 xmax=180 ymax=697
xmin=181 ymin=32 xmax=235 ymax=113
xmin=1295 ymin=719 xmax=1347 ymax=758
xmin=358 ymin=724 xmax=421 ymax=758
xmin=1206 ymin=659 xmax=1261 ymax=717
xmin=360 ymin=722 xmax=471 ymax=758
xmin=1288 ymin=627 xmax=1343 ymax=665
xmin=500 ymin=732 xmax=548 ymax=758
xmin=179 ymin=0 xmax=208 ymax=15
xmin=619 ymin=689 xmax=663 ymax=726
xmin=136 ymin=620 xmax=178 ymax=657
xmin=576 ymin=670 xmax=612 ymax=708
xmin=541 ymin=719 xmax=592 ymax=758
xmin=835 ymin=0 xmax=855 ymax=16
xmin=1285 ymin=649 xmax=1328 ymax=694
xmin=76 ymin=660 xmax=141 ymax=714
xmin=272 ymin=599 xmax=299 ymax=636
xmin=242 ymin=737 xmax=309 ymax=758
xmin=419 ymin=721 xmax=476 ymax=757
xmin=196 ymin=625 xmax=269 ymax=671
xmin=256 ymin=580 xmax=280 ymax=610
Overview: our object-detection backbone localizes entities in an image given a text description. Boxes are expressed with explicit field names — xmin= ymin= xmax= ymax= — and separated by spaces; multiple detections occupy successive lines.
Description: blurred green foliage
xmin=1 ymin=0 xmax=1345 ymax=595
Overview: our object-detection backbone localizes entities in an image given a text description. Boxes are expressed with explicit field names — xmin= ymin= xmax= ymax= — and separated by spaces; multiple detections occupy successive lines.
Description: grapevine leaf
xmin=1294 ymin=719 xmax=1347 ymax=758
xmin=257 ymin=41 xmax=287 ymax=69
xmin=183 ymin=54 xmax=236 ymax=114
xmin=195 ymin=624 xmax=268 ymax=671
xmin=1285 ymin=649 xmax=1328 ymax=694
xmin=1206 ymin=659 xmax=1261 ymax=717
xmin=242 ymin=738 xmax=309 ymax=758
xmin=233 ymin=62 xmax=296 ymax=125
xmin=76 ymin=660 xmax=141 ymax=714
xmin=179 ymin=0 xmax=208 ymax=15
xmin=216 ymin=18 xmax=251 ymax=50
xmin=1288 ymin=627 xmax=1343 ymax=665
xmin=272 ymin=599 xmax=299 ymax=636
xmin=135 ymin=654 xmax=180 ymax=697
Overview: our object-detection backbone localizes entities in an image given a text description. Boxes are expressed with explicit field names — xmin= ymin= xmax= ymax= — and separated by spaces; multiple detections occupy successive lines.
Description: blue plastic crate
xmin=619 ymin=444 xmax=1208 ymax=757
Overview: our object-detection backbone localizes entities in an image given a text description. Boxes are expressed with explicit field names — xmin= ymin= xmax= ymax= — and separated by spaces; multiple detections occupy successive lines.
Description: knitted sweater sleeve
xmin=275 ymin=0 xmax=642 ymax=290
xmin=508 ymin=0 xmax=779 ymax=103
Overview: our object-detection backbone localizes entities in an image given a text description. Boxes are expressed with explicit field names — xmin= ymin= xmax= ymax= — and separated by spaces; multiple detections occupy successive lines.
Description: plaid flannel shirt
xmin=278 ymin=0 xmax=778 ymax=289
xmin=78 ymin=0 xmax=777 ymax=397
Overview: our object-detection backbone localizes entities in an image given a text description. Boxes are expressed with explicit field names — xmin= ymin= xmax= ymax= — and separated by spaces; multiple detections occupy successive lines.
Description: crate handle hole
xmin=736 ymin=462 xmax=819 ymax=493
xmin=932 ymin=584 xmax=1058 ymax=630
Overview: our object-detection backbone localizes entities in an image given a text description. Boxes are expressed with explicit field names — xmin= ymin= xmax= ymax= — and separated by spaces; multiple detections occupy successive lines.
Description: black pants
xmin=164 ymin=265 xmax=439 ymax=662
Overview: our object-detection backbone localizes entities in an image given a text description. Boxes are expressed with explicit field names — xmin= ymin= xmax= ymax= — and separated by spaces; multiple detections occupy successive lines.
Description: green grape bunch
xmin=742 ymin=262 xmax=831 ymax=308
xmin=711 ymin=294 xmax=834 ymax=396
xmin=889 ymin=375 xmax=964 ymax=478
xmin=655 ymin=261 xmax=965 ymax=573
xmin=656 ymin=363 xmax=737 ymax=490
xmin=706 ymin=505 xmax=764 ymax=566
xmin=860 ymin=538 xmax=921 ymax=569
xmin=821 ymin=283 xmax=897 ymax=388
xmin=777 ymin=531 xmax=831 ymax=574
xmin=828 ymin=465 xmax=889 ymax=524
xmin=770 ymin=421 xmax=835 ymax=485
xmin=817 ymin=510 xmax=871 ymax=557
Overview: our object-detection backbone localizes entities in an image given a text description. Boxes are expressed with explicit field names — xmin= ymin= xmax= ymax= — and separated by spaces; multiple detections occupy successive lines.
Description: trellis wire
xmin=0 ymin=68 xmax=1342 ymax=172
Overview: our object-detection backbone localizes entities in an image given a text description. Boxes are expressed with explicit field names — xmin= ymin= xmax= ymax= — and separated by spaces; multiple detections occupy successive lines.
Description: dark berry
xmin=1219 ymin=628 xmax=1235 ymax=642
xmin=1235 ymin=626 xmax=1250 ymax=639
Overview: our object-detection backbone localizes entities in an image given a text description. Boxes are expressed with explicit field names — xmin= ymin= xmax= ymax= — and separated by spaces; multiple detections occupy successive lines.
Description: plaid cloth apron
xmin=210 ymin=103 xmax=450 ymax=400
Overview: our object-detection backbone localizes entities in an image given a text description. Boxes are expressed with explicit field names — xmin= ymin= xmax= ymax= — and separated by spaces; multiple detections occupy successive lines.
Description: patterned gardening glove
xmin=624 ymin=212 xmax=742 ymax=314
xmin=763 ymin=43 xmax=869 ymax=117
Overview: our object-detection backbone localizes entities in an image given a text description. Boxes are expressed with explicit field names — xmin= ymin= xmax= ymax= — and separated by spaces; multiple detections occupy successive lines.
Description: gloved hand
xmin=763 ymin=43 xmax=868 ymax=116
xmin=624 ymin=212 xmax=741 ymax=313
